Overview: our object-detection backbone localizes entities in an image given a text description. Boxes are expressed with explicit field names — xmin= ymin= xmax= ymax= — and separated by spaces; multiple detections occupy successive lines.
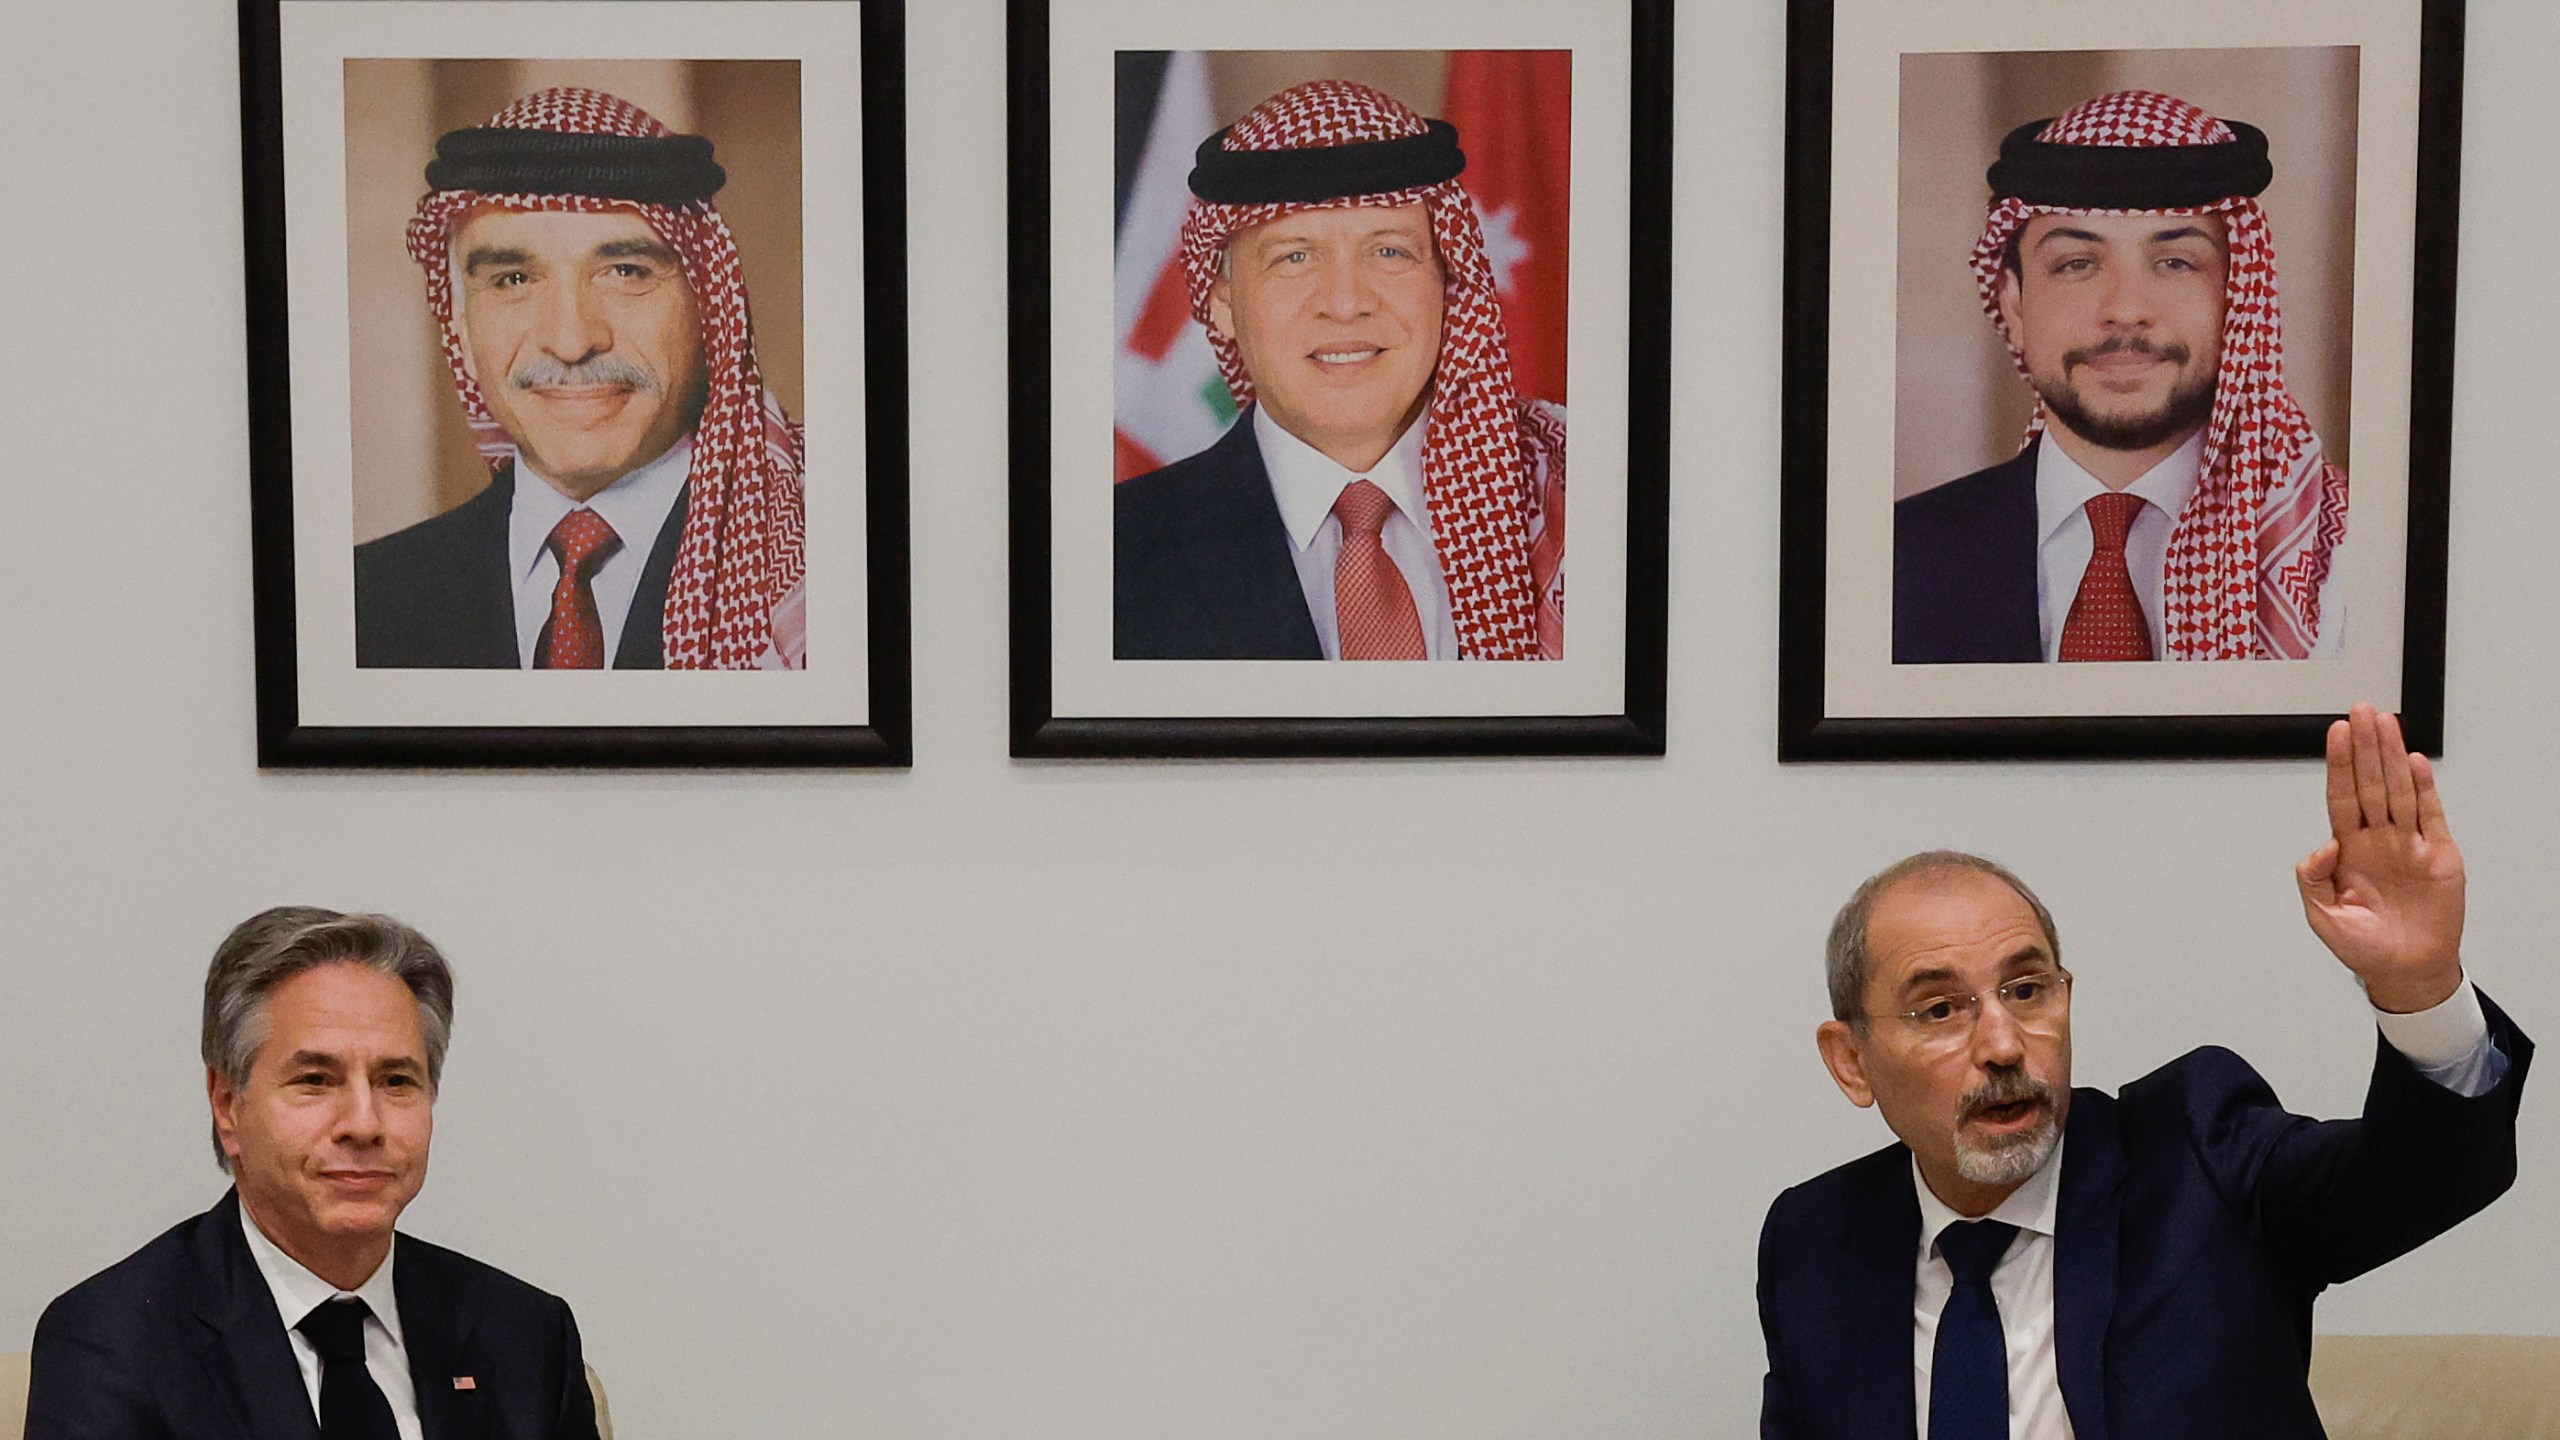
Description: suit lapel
xmin=1986 ymin=443 xmax=2044 ymax=661
xmin=2053 ymin=1090 xmax=2125 ymax=1440
xmin=452 ymin=469 xmax=525 ymax=668
xmin=189 ymin=1192 xmax=322 ymax=1440
xmin=397 ymin=1236 xmax=492 ymax=1440
xmin=613 ymin=480 xmax=688 ymax=669
xmin=1176 ymin=413 xmax=1325 ymax=659
xmin=1834 ymin=1150 xmax=1924 ymax=1435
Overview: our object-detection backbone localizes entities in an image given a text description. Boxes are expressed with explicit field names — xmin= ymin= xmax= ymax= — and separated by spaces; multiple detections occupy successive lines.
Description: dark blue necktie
xmin=296 ymin=1296 xmax=401 ymax=1440
xmin=1929 ymin=1219 xmax=2019 ymax=1440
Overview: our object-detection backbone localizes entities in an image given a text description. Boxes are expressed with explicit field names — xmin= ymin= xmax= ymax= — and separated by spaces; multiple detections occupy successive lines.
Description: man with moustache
xmin=1755 ymin=705 xmax=2531 ymax=1438
xmin=1114 ymin=79 xmax=1564 ymax=661
xmin=357 ymin=86 xmax=806 ymax=670
xmin=28 ymin=907 xmax=601 ymax=1440
xmin=1895 ymin=89 xmax=2348 ymax=663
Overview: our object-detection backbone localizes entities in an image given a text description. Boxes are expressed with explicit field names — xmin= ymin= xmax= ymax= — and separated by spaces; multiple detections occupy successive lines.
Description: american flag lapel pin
xmin=453 ymin=1377 xmax=478 ymax=1391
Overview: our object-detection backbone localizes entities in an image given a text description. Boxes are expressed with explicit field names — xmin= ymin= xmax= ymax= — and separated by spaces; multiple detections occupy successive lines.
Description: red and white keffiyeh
xmin=1969 ymin=89 xmax=2346 ymax=661
xmin=409 ymin=87 xmax=806 ymax=669
xmin=1178 ymin=80 xmax=1564 ymax=661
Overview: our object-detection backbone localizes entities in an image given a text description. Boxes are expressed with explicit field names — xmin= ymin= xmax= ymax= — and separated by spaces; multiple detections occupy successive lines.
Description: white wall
xmin=4 ymin=3 xmax=2557 ymax=1437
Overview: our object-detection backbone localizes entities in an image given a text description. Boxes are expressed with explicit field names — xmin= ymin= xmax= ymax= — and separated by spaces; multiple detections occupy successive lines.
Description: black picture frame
xmin=241 ymin=0 xmax=911 ymax=768
xmin=1008 ymin=1 xmax=1672 ymax=759
xmin=1778 ymin=0 xmax=2459 ymax=762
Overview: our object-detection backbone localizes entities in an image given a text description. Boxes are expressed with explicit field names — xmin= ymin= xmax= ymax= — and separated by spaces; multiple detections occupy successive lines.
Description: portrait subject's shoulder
xmin=355 ymin=472 xmax=512 ymax=572
xmin=1114 ymin=419 xmax=1261 ymax=554
xmin=1895 ymin=447 xmax=2038 ymax=531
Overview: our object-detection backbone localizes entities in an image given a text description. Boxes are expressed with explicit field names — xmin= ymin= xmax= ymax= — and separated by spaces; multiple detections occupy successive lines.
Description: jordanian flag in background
xmin=1113 ymin=51 xmax=1573 ymax=484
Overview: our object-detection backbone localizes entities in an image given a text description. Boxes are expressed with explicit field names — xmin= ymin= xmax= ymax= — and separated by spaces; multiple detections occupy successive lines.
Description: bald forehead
xmin=1863 ymin=868 xmax=2056 ymax=1000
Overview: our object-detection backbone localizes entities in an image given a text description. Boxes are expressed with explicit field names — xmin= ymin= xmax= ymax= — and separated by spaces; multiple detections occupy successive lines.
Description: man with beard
xmin=1894 ymin=90 xmax=2347 ymax=663
xmin=1756 ymin=704 xmax=2531 ymax=1437
xmin=356 ymin=86 xmax=807 ymax=670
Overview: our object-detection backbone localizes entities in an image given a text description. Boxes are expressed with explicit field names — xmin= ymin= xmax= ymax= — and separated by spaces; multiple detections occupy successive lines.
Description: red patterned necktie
xmin=536 ymin=508 xmax=623 ymax=669
xmin=2057 ymin=491 xmax=2154 ymax=662
xmin=1332 ymin=480 xmax=1427 ymax=660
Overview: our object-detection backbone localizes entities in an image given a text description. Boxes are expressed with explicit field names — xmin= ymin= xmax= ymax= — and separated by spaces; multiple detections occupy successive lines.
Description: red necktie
xmin=2057 ymin=491 xmax=2154 ymax=662
xmin=536 ymin=508 xmax=622 ymax=669
xmin=1332 ymin=480 xmax=1427 ymax=661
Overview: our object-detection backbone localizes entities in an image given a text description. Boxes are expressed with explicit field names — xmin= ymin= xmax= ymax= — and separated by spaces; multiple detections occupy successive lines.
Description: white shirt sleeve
xmin=2372 ymin=975 xmax=2507 ymax=1097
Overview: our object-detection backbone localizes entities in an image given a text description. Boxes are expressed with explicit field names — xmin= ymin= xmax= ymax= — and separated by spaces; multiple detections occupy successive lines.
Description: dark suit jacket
xmin=28 ymin=1190 xmax=601 ymax=1440
xmin=1757 ymin=996 xmax=2532 ymax=1439
xmin=1893 ymin=443 xmax=2042 ymax=664
xmin=354 ymin=464 xmax=687 ymax=669
xmin=1114 ymin=412 xmax=1324 ymax=660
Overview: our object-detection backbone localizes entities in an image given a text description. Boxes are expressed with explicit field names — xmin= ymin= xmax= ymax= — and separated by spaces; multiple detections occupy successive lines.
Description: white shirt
xmin=239 ymin=1203 xmax=425 ymax=1440
xmin=507 ymin=437 xmax=693 ymax=668
xmin=2031 ymin=433 xmax=2343 ymax=661
xmin=1908 ymin=980 xmax=2505 ymax=1439
xmin=1255 ymin=407 xmax=1460 ymax=661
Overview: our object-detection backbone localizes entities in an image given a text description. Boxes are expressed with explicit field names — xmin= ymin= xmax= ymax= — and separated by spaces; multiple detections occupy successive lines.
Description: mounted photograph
xmin=1011 ymin=0 xmax=1671 ymax=757
xmin=242 ymin=0 xmax=910 ymax=765
xmin=1779 ymin=0 xmax=2460 ymax=759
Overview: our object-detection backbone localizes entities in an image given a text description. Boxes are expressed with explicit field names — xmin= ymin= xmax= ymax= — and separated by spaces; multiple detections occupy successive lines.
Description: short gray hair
xmin=1824 ymin=852 xmax=2059 ymax=1025
xmin=202 ymin=906 xmax=455 ymax=1171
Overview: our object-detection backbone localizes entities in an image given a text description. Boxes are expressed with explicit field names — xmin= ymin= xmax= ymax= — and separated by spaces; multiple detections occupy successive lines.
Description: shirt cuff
xmin=2372 ymin=975 xmax=2488 ymax=1067
xmin=2372 ymin=976 xmax=2508 ymax=1097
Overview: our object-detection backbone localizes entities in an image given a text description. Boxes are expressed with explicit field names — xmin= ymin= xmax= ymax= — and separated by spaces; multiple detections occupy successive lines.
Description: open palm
xmin=2296 ymin=705 xmax=2465 ymax=1013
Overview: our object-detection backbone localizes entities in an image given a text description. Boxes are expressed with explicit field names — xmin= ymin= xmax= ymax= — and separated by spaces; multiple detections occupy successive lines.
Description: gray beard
xmin=1951 ymin=1066 xmax=2063 ymax=1187
xmin=1953 ymin=1108 xmax=2061 ymax=1187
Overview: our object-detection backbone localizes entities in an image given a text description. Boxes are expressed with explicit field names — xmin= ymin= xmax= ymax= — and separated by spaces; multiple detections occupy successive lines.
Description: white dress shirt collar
xmin=239 ymin=1197 xmax=405 ymax=1348
xmin=1256 ymin=406 xmax=1430 ymax=551
xmin=506 ymin=436 xmax=694 ymax=666
xmin=1909 ymin=1140 xmax=2075 ymax=1440
xmin=2032 ymin=429 xmax=2203 ymax=548
xmin=1912 ymin=1136 xmax=2066 ymax=1253
xmin=240 ymin=1198 xmax=425 ymax=1440
xmin=507 ymin=435 xmax=694 ymax=588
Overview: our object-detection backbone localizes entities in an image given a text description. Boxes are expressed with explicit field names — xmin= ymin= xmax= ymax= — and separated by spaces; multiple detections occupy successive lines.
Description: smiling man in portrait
xmin=356 ymin=86 xmax=806 ymax=671
xmin=1114 ymin=79 xmax=1564 ymax=662
xmin=1894 ymin=89 xmax=2348 ymax=665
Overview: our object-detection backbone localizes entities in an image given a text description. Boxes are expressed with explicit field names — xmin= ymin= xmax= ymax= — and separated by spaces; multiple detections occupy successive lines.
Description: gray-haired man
xmin=29 ymin=907 xmax=601 ymax=1440
xmin=1756 ymin=707 xmax=2533 ymax=1436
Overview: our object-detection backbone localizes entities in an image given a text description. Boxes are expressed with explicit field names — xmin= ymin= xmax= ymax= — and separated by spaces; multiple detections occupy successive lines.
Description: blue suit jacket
xmin=1757 ymin=996 xmax=2532 ymax=1438
xmin=1894 ymin=444 xmax=2043 ymax=664
xmin=28 ymin=1190 xmax=600 ymax=1440
xmin=1114 ymin=412 xmax=1324 ymax=660
xmin=353 ymin=465 xmax=688 ymax=670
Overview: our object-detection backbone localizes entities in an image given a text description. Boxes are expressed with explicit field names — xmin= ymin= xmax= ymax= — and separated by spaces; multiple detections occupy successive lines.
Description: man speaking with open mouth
xmin=1757 ymin=703 xmax=2532 ymax=1437
xmin=1114 ymin=79 xmax=1564 ymax=662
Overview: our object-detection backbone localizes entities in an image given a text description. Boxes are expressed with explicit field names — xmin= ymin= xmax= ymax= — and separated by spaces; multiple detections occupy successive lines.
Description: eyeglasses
xmin=1870 ymin=971 xmax=2073 ymax=1044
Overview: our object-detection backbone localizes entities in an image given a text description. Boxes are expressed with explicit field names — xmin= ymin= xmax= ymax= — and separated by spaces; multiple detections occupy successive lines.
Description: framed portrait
xmin=241 ymin=0 xmax=910 ymax=767
xmin=1778 ymin=0 xmax=2460 ymax=760
xmin=1008 ymin=0 xmax=1672 ymax=758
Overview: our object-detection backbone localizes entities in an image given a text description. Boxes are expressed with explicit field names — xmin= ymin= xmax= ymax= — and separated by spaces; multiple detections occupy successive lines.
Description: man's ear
xmin=1994 ymin=265 xmax=2024 ymax=341
xmin=1207 ymin=274 xmax=1235 ymax=344
xmin=207 ymin=1065 xmax=244 ymax=1165
xmin=1816 ymin=1020 xmax=1877 ymax=1109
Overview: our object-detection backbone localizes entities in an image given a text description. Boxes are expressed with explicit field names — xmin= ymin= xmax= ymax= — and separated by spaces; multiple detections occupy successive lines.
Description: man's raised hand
xmin=2296 ymin=703 xmax=2465 ymax=1013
